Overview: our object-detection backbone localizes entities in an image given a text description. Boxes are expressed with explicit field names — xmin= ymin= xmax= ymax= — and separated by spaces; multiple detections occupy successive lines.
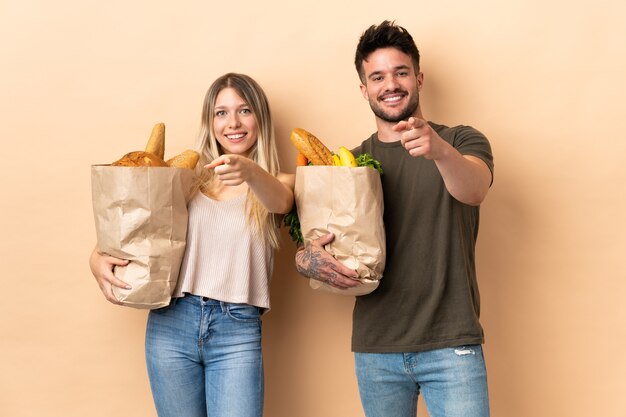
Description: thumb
xmin=109 ymin=257 xmax=129 ymax=266
xmin=314 ymin=232 xmax=335 ymax=247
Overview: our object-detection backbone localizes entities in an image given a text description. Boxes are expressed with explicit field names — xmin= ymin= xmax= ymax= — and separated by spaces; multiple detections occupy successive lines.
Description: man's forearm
xmin=435 ymin=145 xmax=492 ymax=206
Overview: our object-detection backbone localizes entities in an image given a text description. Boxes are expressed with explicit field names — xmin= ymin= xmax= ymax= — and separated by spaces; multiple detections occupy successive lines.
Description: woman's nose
xmin=229 ymin=114 xmax=241 ymax=128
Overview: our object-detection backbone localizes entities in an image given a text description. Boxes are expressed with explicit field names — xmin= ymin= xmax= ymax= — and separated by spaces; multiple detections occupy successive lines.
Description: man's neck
xmin=376 ymin=122 xmax=403 ymax=143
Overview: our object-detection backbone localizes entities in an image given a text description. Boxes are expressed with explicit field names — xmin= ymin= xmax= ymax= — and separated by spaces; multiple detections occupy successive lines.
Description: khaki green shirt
xmin=351 ymin=122 xmax=494 ymax=353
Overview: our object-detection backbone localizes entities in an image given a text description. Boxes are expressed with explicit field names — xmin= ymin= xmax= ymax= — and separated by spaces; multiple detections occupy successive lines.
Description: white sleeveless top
xmin=173 ymin=192 xmax=273 ymax=309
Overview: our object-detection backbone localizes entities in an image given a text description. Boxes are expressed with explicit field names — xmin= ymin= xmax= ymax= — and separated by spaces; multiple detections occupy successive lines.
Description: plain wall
xmin=1 ymin=1 xmax=624 ymax=416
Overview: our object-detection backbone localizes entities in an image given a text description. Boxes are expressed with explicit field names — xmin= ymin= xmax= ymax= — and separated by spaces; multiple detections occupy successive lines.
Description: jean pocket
xmin=225 ymin=303 xmax=261 ymax=322
xmin=149 ymin=297 xmax=180 ymax=315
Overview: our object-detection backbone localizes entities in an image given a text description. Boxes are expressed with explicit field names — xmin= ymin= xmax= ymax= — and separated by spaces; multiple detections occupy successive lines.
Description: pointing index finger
xmin=204 ymin=155 xmax=230 ymax=170
xmin=392 ymin=120 xmax=409 ymax=132
xmin=407 ymin=117 xmax=425 ymax=129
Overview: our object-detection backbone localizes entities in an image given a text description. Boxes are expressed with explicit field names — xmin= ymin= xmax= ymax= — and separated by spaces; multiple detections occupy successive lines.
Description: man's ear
xmin=360 ymin=83 xmax=369 ymax=100
xmin=416 ymin=72 xmax=424 ymax=91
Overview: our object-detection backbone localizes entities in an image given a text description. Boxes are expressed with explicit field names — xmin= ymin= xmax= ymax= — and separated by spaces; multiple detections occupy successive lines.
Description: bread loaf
xmin=111 ymin=151 xmax=168 ymax=167
xmin=289 ymin=128 xmax=333 ymax=165
xmin=144 ymin=123 xmax=165 ymax=160
xmin=166 ymin=150 xmax=200 ymax=169
xmin=110 ymin=123 xmax=198 ymax=168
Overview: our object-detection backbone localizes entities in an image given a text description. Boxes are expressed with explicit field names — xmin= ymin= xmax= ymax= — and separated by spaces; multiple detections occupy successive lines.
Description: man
xmin=295 ymin=21 xmax=494 ymax=417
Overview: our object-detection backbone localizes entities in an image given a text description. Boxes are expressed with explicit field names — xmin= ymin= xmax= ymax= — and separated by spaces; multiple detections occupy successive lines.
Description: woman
xmin=90 ymin=73 xmax=294 ymax=417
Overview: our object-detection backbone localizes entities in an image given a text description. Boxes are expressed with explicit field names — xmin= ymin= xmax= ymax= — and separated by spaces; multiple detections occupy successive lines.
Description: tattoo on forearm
xmin=296 ymin=243 xmax=338 ymax=281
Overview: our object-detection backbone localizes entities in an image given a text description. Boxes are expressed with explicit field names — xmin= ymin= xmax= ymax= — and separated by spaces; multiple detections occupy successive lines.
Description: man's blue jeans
xmin=355 ymin=346 xmax=490 ymax=417
xmin=145 ymin=294 xmax=264 ymax=417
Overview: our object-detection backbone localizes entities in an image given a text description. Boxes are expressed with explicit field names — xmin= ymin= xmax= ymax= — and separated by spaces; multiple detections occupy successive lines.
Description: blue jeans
xmin=355 ymin=346 xmax=489 ymax=417
xmin=145 ymin=294 xmax=264 ymax=417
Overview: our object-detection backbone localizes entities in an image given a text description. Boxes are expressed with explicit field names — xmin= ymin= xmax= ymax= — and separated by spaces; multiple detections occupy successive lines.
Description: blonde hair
xmin=194 ymin=73 xmax=282 ymax=248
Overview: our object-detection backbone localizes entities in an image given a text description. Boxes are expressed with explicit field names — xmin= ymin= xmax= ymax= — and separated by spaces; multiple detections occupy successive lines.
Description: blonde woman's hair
xmin=194 ymin=73 xmax=282 ymax=248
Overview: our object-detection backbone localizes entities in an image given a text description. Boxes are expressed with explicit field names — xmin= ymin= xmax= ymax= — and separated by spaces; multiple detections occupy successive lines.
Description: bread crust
xmin=166 ymin=150 xmax=200 ymax=169
xmin=144 ymin=123 xmax=165 ymax=160
xmin=290 ymin=128 xmax=333 ymax=165
xmin=111 ymin=151 xmax=168 ymax=167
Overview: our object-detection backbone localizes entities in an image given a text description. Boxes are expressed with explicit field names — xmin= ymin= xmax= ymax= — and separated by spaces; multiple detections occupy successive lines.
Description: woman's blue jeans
xmin=145 ymin=294 xmax=264 ymax=417
xmin=355 ymin=345 xmax=490 ymax=417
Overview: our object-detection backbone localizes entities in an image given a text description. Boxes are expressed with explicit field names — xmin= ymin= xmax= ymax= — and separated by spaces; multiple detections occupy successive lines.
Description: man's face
xmin=360 ymin=47 xmax=423 ymax=123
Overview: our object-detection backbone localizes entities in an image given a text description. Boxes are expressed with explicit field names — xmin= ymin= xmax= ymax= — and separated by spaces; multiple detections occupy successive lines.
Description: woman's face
xmin=212 ymin=87 xmax=258 ymax=156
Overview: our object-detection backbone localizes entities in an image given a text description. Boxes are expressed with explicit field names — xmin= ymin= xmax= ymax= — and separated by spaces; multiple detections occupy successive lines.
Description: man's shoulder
xmin=351 ymin=132 xmax=378 ymax=154
xmin=430 ymin=121 xmax=484 ymax=138
xmin=430 ymin=122 xmax=490 ymax=151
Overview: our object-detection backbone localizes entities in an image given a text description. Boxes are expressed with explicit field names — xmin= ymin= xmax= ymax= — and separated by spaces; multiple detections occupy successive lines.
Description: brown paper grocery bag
xmin=295 ymin=166 xmax=385 ymax=296
xmin=91 ymin=165 xmax=196 ymax=309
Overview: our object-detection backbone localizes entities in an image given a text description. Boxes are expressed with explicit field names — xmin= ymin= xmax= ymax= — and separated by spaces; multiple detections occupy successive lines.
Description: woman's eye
xmin=240 ymin=108 xmax=252 ymax=114
xmin=216 ymin=110 xmax=226 ymax=117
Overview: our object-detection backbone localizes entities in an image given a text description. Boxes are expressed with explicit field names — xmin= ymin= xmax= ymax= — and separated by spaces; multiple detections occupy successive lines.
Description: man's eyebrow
xmin=368 ymin=65 xmax=412 ymax=79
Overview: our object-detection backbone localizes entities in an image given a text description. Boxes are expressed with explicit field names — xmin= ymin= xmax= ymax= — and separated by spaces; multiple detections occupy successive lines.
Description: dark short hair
xmin=354 ymin=20 xmax=420 ymax=83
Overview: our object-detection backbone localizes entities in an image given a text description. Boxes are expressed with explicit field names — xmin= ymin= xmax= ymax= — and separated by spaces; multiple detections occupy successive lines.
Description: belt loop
xmin=220 ymin=301 xmax=227 ymax=313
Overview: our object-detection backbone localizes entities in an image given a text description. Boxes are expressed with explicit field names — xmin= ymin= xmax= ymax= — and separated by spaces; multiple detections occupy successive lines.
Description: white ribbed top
xmin=173 ymin=192 xmax=273 ymax=309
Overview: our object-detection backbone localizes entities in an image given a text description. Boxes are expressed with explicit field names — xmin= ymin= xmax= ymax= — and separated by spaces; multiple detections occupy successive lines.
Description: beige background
xmin=1 ymin=0 xmax=624 ymax=416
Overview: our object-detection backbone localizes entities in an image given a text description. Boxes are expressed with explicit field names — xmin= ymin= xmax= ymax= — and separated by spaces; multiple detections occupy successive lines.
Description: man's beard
xmin=369 ymin=91 xmax=419 ymax=123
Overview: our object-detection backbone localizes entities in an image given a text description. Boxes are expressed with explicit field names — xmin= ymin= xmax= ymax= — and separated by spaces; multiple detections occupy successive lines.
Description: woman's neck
xmin=204 ymin=182 xmax=248 ymax=201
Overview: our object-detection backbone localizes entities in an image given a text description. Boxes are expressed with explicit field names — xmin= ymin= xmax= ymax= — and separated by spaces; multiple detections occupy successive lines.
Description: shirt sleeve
xmin=453 ymin=125 xmax=494 ymax=181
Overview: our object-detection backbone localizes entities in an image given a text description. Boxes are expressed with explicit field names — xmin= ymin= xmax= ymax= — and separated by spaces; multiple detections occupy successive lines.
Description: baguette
xmin=145 ymin=123 xmax=165 ymax=160
xmin=289 ymin=128 xmax=333 ymax=166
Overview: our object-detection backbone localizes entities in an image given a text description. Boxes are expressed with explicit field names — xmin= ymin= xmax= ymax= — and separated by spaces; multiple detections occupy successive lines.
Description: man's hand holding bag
xmin=289 ymin=128 xmax=385 ymax=296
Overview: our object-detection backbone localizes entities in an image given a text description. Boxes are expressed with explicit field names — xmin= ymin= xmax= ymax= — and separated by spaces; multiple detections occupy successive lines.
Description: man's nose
xmin=384 ymin=76 xmax=400 ymax=91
